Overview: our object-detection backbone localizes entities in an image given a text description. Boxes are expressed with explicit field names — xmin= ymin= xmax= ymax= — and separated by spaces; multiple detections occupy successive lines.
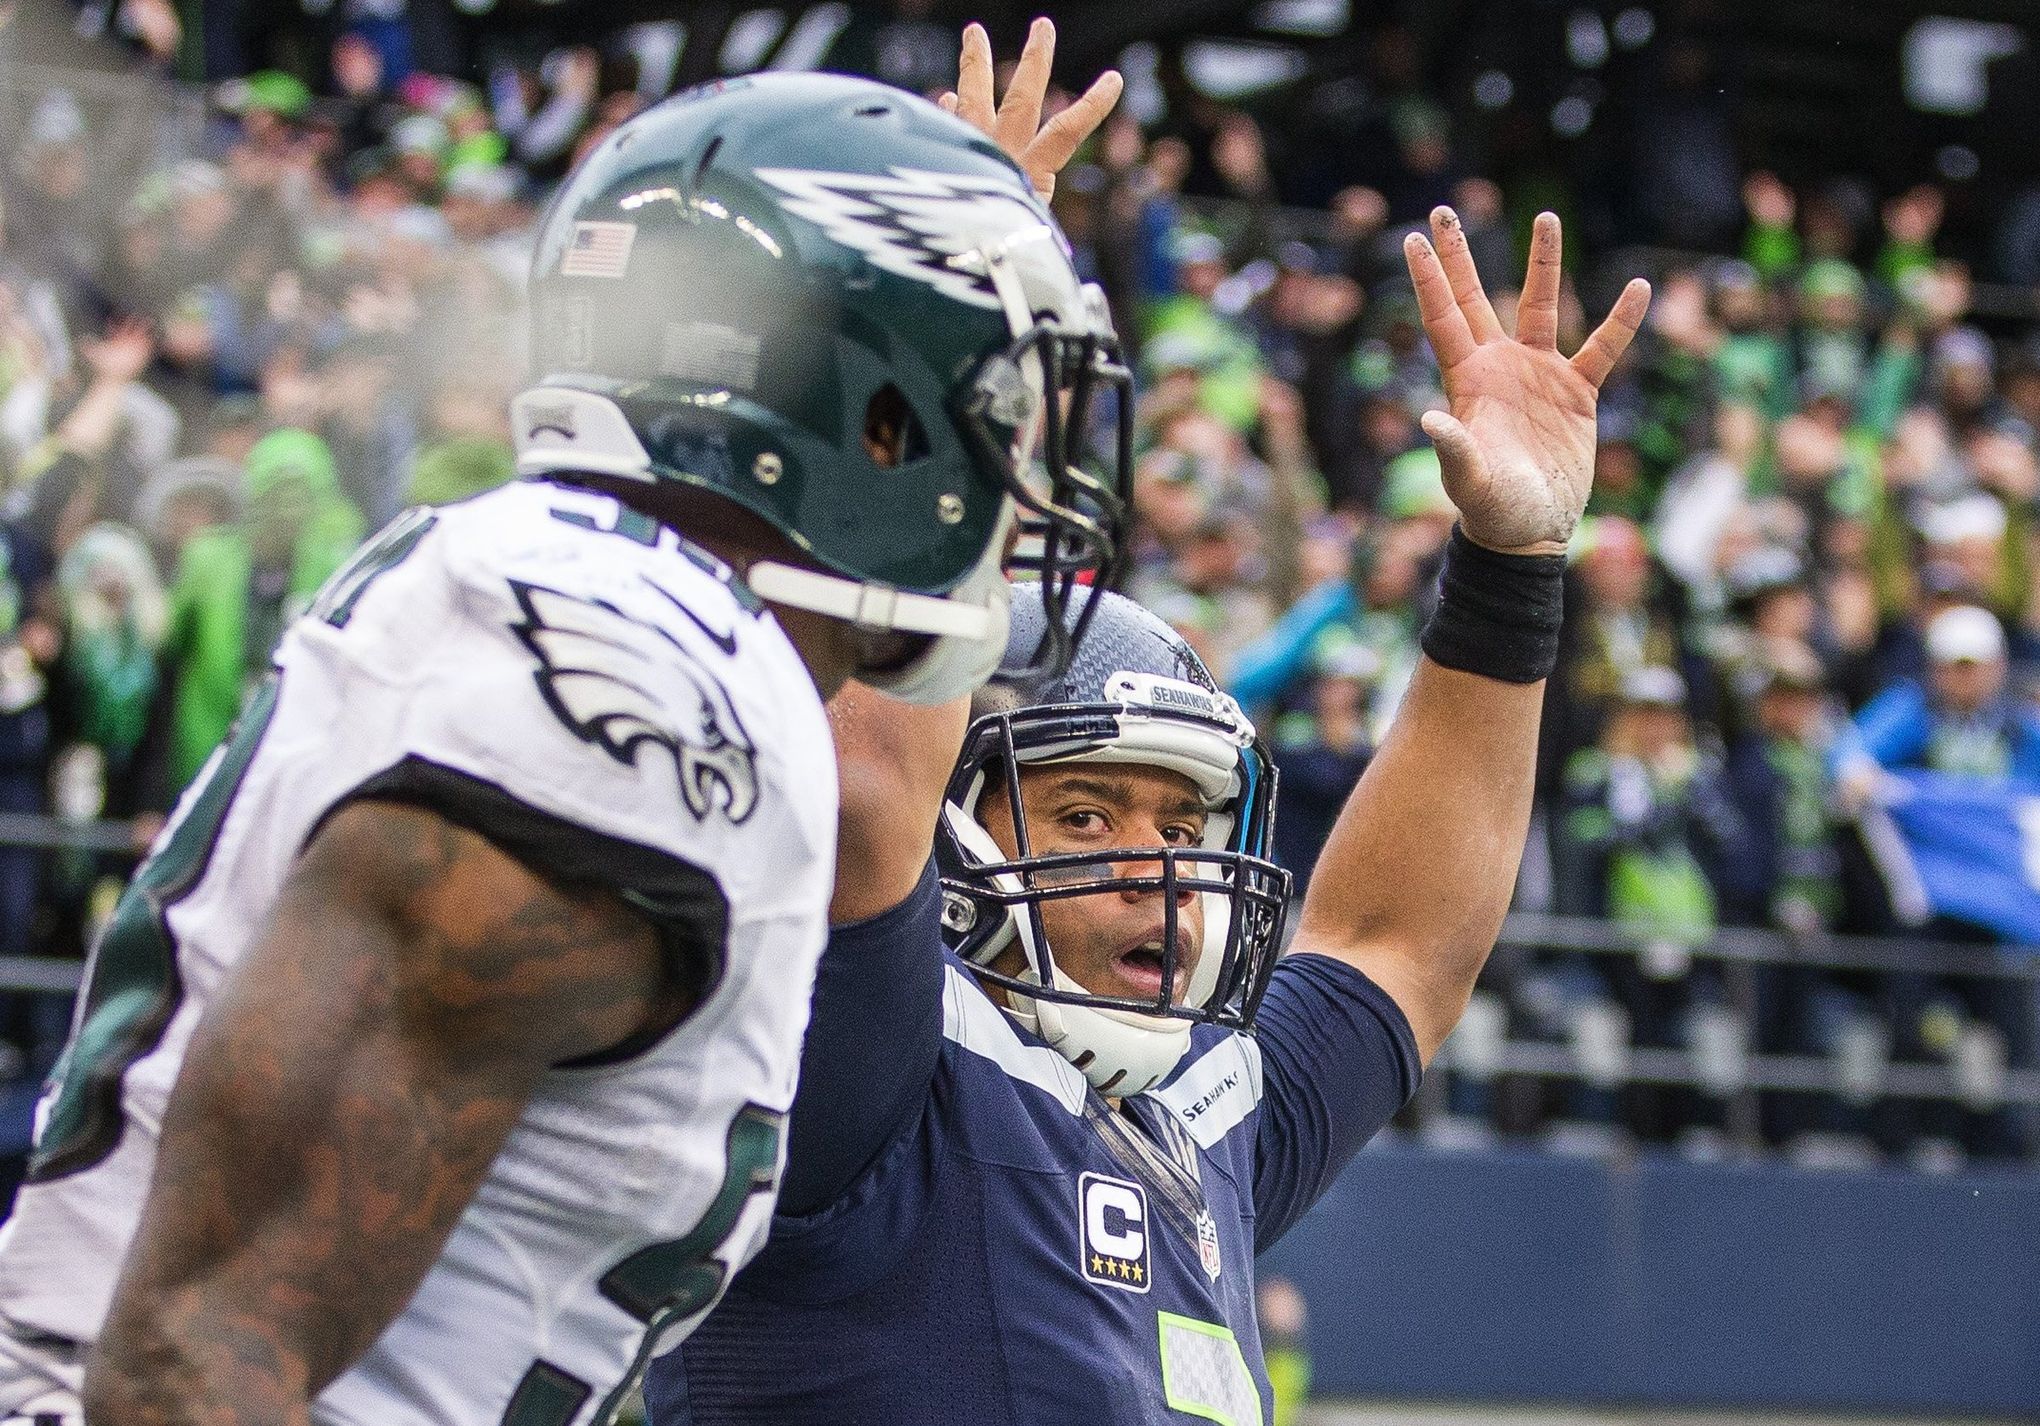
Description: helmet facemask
xmin=955 ymin=276 xmax=1132 ymax=685
xmin=938 ymin=680 xmax=1290 ymax=1096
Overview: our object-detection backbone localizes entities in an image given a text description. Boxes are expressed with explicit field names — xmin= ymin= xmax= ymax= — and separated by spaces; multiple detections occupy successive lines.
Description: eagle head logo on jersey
xmin=511 ymin=579 xmax=759 ymax=824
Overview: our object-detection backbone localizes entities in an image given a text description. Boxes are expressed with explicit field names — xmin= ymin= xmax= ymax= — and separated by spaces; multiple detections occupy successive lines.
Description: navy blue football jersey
xmin=648 ymin=864 xmax=1419 ymax=1425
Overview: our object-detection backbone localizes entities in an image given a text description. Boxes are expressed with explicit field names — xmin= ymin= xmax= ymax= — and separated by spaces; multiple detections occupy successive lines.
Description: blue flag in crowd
xmin=1873 ymin=770 xmax=2040 ymax=947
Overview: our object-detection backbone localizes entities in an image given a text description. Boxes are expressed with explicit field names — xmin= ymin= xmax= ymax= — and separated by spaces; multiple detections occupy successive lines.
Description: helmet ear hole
xmin=863 ymin=383 xmax=929 ymax=468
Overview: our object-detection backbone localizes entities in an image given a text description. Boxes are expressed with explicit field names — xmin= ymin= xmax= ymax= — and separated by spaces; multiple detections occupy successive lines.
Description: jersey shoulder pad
xmin=504 ymin=573 xmax=762 ymax=825
xmin=295 ymin=483 xmax=833 ymax=886
xmin=1145 ymin=1029 xmax=1264 ymax=1151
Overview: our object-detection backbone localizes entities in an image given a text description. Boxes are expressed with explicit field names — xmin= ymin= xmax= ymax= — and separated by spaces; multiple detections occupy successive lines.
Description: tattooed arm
xmin=82 ymin=800 xmax=683 ymax=1426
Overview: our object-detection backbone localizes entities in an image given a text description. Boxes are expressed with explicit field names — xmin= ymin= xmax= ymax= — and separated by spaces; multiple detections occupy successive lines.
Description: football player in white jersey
xmin=0 ymin=56 xmax=1127 ymax=1426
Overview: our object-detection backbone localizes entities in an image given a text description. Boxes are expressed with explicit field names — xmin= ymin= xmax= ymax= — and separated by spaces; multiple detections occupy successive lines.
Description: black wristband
xmin=1419 ymin=525 xmax=1566 ymax=683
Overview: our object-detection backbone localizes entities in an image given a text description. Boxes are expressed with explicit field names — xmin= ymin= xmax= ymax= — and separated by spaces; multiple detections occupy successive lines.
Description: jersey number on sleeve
xmin=27 ymin=677 xmax=283 ymax=1181
xmin=499 ymin=1102 xmax=786 ymax=1426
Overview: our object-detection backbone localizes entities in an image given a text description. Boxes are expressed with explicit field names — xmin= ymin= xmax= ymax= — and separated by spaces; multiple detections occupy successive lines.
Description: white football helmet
xmin=937 ymin=587 xmax=1290 ymax=1096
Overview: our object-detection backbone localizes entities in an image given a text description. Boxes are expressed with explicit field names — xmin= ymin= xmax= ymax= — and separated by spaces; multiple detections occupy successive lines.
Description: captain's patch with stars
xmin=1078 ymin=1172 xmax=1151 ymax=1293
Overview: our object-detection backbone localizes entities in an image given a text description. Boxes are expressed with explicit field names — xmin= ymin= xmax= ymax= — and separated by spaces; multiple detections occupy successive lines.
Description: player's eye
xmin=1060 ymin=808 xmax=1108 ymax=835
xmin=1162 ymin=822 xmax=1201 ymax=846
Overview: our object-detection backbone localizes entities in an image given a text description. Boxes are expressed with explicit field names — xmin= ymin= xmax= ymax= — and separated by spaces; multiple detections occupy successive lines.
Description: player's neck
xmin=580 ymin=475 xmax=863 ymax=698
xmin=753 ymin=595 xmax=859 ymax=700
xmin=973 ymin=965 xmax=1126 ymax=1111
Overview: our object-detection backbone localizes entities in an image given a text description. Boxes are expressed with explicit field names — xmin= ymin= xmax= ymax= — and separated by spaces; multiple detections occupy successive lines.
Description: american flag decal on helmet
xmin=561 ymin=220 xmax=637 ymax=279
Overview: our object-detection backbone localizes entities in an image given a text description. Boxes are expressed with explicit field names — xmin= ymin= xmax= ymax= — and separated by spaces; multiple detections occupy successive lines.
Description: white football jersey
xmin=0 ymin=480 xmax=837 ymax=1426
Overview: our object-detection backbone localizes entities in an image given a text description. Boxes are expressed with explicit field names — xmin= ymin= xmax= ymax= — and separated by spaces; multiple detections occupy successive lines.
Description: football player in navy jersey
xmin=648 ymin=22 xmax=1650 ymax=1426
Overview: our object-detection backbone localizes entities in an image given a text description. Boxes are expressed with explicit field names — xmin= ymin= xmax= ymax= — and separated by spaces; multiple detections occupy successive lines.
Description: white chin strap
xmin=511 ymin=385 xmax=1017 ymax=708
xmin=1007 ymin=888 xmax=1230 ymax=1098
xmin=1009 ymin=978 xmax=1193 ymax=1099
xmin=744 ymin=562 xmax=1002 ymax=641
xmin=862 ymin=560 xmax=1010 ymax=706
xmin=749 ymin=510 xmax=1015 ymax=707
xmin=943 ymin=741 xmax=1238 ymax=1101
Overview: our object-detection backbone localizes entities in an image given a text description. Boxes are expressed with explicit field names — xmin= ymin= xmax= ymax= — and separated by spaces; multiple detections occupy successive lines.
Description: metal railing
xmin=0 ymin=811 xmax=138 ymax=997
xmin=0 ymin=821 xmax=2031 ymax=1157
xmin=1503 ymin=910 xmax=2040 ymax=984
xmin=1418 ymin=912 xmax=2040 ymax=1153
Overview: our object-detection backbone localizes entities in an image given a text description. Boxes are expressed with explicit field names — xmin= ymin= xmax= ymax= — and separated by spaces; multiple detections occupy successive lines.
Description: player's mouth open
xmin=1107 ymin=930 xmax=1193 ymax=1004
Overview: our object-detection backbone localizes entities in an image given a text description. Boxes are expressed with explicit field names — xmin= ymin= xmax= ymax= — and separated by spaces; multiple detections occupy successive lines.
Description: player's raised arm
xmin=1291 ymin=208 xmax=1649 ymax=1062
xmin=84 ymin=801 xmax=683 ymax=1426
xmin=826 ymin=15 xmax=1123 ymax=924
xmin=828 ymin=684 xmax=971 ymax=922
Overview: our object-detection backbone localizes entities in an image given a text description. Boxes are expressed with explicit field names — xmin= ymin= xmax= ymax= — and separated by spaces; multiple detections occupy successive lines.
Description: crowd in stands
xmin=1 ymin=2 xmax=2038 ymax=1163
xmin=1052 ymin=75 xmax=2040 ymax=1165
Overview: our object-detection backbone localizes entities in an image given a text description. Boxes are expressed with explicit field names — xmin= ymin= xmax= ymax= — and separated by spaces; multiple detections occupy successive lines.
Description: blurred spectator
xmin=0 ymin=514 xmax=56 ymax=967
xmin=1831 ymin=605 xmax=2040 ymax=1159
xmin=1247 ymin=246 xmax=1364 ymax=507
xmin=1556 ymin=666 xmax=1738 ymax=944
xmin=134 ymin=455 xmax=241 ymax=571
xmin=1229 ymin=511 xmax=1428 ymax=730
xmin=54 ymin=522 xmax=165 ymax=819
xmin=1135 ymin=508 xmax=1273 ymax=676
xmin=1546 ymin=665 xmax=1742 ymax=1146
xmin=1720 ymin=641 xmax=1844 ymax=933
xmin=1651 ymin=403 xmax=1766 ymax=601
xmin=0 ymin=199 xmax=75 ymax=405
xmin=328 ymin=29 xmax=399 ymax=155
xmin=1705 ymin=263 xmax=1790 ymax=418
xmin=3 ymin=91 xmax=102 ymax=320
xmin=1705 ymin=546 xmax=1817 ymax=730
xmin=1545 ymin=515 xmax=1686 ymax=781
xmin=1383 ymin=100 xmax=1459 ymax=221
xmin=1141 ymin=231 xmax=1265 ymax=432
xmin=1257 ymin=1276 xmax=1311 ymax=1426
xmin=164 ymin=429 xmax=361 ymax=790
xmin=1717 ymin=640 xmax=1885 ymax=1151
xmin=1269 ymin=643 xmax=1378 ymax=894
xmin=1833 ymin=605 xmax=2040 ymax=804
xmin=1328 ymin=185 xmax=1399 ymax=295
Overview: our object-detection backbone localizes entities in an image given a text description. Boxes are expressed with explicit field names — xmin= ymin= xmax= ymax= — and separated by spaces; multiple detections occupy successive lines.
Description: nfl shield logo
xmin=1195 ymin=1210 xmax=1221 ymax=1282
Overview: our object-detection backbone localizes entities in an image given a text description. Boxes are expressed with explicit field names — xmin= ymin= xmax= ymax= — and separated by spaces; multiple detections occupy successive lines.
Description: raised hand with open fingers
xmin=937 ymin=19 xmax=1123 ymax=200
xmin=1404 ymin=207 xmax=1650 ymax=557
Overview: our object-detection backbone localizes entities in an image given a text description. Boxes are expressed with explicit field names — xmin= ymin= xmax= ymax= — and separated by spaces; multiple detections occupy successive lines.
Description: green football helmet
xmin=515 ymin=73 xmax=1131 ymax=702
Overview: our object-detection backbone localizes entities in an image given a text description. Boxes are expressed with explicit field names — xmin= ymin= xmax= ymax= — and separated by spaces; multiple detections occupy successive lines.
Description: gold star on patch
xmin=1131 ymin=1262 xmax=1144 ymax=1283
xmin=1092 ymin=1255 xmax=1105 ymax=1274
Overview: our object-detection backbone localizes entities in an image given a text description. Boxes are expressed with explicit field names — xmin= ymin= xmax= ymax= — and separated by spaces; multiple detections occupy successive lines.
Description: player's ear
xmin=974 ymin=761 xmax=1010 ymax=830
xmin=972 ymin=763 xmax=1030 ymax=859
